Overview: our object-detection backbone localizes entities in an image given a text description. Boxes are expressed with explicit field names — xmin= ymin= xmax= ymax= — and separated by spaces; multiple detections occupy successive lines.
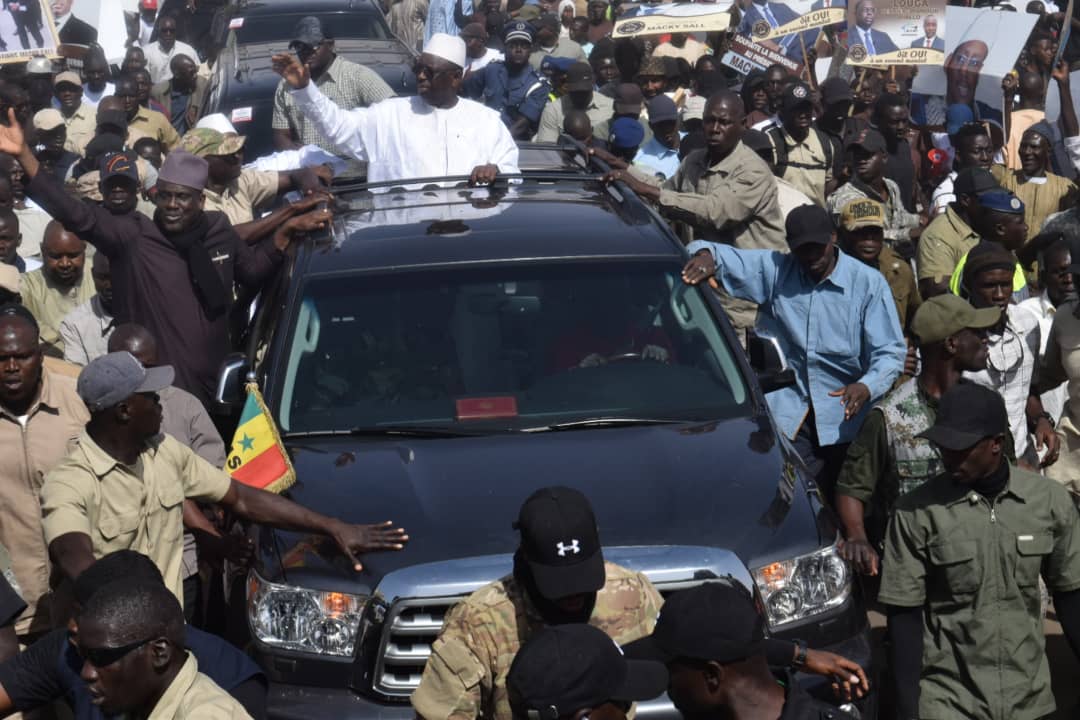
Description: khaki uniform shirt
xmin=147 ymin=653 xmax=252 ymax=719
xmin=0 ymin=369 xmax=87 ymax=634
xmin=128 ymin=106 xmax=181 ymax=151
xmin=877 ymin=245 xmax=921 ymax=329
xmin=411 ymin=562 xmax=663 ymax=720
xmin=879 ymin=464 xmax=1080 ymax=720
xmin=768 ymin=127 xmax=833 ymax=208
xmin=40 ymin=432 xmax=232 ymax=607
xmin=61 ymin=104 xmax=96 ymax=156
xmin=916 ymin=205 xmax=980 ymax=284
xmin=995 ymin=165 xmax=1079 ymax=243
xmin=202 ymin=170 xmax=280 ymax=226
xmin=20 ymin=269 xmax=96 ymax=358
xmin=535 ymin=93 xmax=614 ymax=143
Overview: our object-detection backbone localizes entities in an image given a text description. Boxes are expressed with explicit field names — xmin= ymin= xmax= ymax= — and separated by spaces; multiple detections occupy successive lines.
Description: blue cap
xmin=1028 ymin=120 xmax=1055 ymax=143
xmin=946 ymin=103 xmax=974 ymax=135
xmin=609 ymin=117 xmax=645 ymax=150
xmin=541 ymin=55 xmax=576 ymax=75
xmin=978 ymin=189 xmax=1025 ymax=214
xmin=504 ymin=20 xmax=533 ymax=43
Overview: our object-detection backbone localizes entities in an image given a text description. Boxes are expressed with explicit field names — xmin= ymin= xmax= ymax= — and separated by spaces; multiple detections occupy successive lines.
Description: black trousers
xmin=791 ymin=411 xmax=849 ymax=508
xmin=11 ymin=6 xmax=43 ymax=50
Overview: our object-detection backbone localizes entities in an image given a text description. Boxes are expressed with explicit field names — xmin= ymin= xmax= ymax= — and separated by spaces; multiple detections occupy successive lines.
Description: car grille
xmin=372 ymin=597 xmax=459 ymax=697
xmin=370 ymin=580 xmax=706 ymax=698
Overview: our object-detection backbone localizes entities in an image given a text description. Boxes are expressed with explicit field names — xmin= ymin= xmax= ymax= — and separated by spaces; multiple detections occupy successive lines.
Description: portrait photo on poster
xmin=733 ymin=0 xmax=848 ymax=70
xmin=0 ymin=0 xmax=60 ymax=65
xmin=844 ymin=0 xmax=947 ymax=67
xmin=910 ymin=6 xmax=1038 ymax=127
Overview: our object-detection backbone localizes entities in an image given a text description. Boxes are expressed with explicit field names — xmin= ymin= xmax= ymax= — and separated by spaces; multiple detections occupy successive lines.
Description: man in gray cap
xmin=0 ymin=119 xmax=331 ymax=408
xmin=272 ymin=16 xmax=395 ymax=158
xmin=39 ymin=351 xmax=409 ymax=610
xmin=273 ymin=32 xmax=519 ymax=186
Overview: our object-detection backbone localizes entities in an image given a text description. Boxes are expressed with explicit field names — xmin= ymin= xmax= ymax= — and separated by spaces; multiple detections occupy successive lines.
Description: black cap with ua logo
xmin=514 ymin=486 xmax=605 ymax=600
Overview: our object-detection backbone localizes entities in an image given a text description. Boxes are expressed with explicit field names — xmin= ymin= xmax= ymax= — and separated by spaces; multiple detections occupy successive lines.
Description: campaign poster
xmin=0 ymin=0 xmax=60 ymax=64
xmin=844 ymin=0 xmax=947 ymax=67
xmin=910 ymin=6 xmax=1038 ymax=126
xmin=721 ymin=33 xmax=803 ymax=76
xmin=732 ymin=0 xmax=849 ymax=71
xmin=613 ymin=5 xmax=733 ymax=39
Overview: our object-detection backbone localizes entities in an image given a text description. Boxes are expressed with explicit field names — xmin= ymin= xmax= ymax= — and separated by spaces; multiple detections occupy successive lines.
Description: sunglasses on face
xmin=412 ymin=61 xmax=455 ymax=79
xmin=78 ymin=637 xmax=153 ymax=668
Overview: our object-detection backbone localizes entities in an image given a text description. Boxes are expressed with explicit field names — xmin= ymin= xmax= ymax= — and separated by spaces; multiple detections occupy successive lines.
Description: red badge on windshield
xmin=455 ymin=397 xmax=519 ymax=420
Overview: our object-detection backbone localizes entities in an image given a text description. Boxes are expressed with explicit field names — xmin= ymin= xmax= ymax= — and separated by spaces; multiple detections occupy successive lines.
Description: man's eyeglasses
xmin=292 ymin=41 xmax=326 ymax=58
xmin=413 ymin=60 xmax=456 ymax=80
xmin=78 ymin=637 xmax=153 ymax=668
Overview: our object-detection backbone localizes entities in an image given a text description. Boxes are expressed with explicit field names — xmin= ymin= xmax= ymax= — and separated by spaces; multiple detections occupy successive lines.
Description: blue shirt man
xmin=463 ymin=21 xmax=550 ymax=139
xmin=634 ymin=95 xmax=682 ymax=180
xmin=683 ymin=204 xmax=905 ymax=501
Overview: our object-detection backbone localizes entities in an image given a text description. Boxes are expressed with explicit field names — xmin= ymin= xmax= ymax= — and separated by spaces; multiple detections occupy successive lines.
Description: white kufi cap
xmin=196 ymin=113 xmax=238 ymax=135
xmin=424 ymin=33 xmax=467 ymax=69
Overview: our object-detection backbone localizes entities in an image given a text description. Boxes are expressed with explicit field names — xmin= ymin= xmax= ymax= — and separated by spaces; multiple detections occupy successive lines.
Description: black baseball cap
xmin=624 ymin=582 xmax=764 ymax=664
xmin=786 ymin=205 xmax=835 ymax=250
xmin=565 ymin=62 xmax=595 ymax=92
xmin=819 ymin=76 xmax=853 ymax=106
xmin=99 ymin=151 xmax=140 ymax=186
xmin=742 ymin=70 xmax=767 ymax=90
xmin=917 ymin=383 xmax=1009 ymax=451
xmin=954 ymin=167 xmax=1000 ymax=197
xmin=514 ymin=487 xmax=605 ymax=599
xmin=508 ymin=624 xmax=668 ymax=720
xmin=845 ymin=128 xmax=887 ymax=154
xmin=613 ymin=83 xmax=644 ymax=115
xmin=781 ymin=81 xmax=813 ymax=112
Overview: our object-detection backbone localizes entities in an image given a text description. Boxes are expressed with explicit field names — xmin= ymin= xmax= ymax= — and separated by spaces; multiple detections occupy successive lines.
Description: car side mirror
xmin=746 ymin=330 xmax=796 ymax=394
xmin=214 ymin=352 xmax=249 ymax=412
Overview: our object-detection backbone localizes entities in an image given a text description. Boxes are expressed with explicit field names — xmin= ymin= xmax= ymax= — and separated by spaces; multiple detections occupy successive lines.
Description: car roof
xmin=299 ymin=178 xmax=684 ymax=276
xmin=226 ymin=0 xmax=383 ymax=16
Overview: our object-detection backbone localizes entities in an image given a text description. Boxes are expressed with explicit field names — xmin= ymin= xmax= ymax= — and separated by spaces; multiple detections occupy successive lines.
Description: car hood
xmin=261 ymin=414 xmax=830 ymax=594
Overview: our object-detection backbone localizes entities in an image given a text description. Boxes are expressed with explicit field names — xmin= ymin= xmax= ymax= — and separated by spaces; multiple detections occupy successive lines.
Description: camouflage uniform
xmin=835 ymin=377 xmax=942 ymax=549
xmin=411 ymin=562 xmax=663 ymax=720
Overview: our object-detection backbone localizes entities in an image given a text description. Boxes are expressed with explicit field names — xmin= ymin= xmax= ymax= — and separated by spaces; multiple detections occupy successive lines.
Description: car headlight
xmin=751 ymin=544 xmax=851 ymax=628
xmin=247 ymin=571 xmax=368 ymax=657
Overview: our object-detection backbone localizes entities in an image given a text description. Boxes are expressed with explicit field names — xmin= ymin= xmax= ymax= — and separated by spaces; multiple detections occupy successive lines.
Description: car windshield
xmin=230 ymin=13 xmax=389 ymax=43
xmin=275 ymin=262 xmax=750 ymax=433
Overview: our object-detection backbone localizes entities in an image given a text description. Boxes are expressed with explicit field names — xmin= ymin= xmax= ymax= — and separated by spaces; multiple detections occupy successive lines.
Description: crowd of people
xmin=0 ymin=0 xmax=1072 ymax=717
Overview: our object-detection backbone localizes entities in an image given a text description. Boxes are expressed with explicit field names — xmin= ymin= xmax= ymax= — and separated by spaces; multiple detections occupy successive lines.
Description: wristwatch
xmin=793 ymin=639 xmax=808 ymax=669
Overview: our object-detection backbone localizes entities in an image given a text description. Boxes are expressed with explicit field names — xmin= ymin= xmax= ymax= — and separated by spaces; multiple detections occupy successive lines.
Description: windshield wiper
xmin=285 ymin=425 xmax=487 ymax=439
xmin=520 ymin=417 xmax=690 ymax=433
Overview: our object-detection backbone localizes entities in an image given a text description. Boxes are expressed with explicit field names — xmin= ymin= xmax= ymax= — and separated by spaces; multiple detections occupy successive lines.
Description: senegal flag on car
xmin=226 ymin=384 xmax=296 ymax=494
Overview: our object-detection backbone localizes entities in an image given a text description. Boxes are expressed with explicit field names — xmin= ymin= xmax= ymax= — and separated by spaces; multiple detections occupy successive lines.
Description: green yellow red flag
xmin=226 ymin=383 xmax=296 ymax=494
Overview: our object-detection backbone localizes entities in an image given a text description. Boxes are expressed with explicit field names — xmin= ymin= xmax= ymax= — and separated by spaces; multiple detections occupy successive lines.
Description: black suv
xmin=203 ymin=0 xmax=417 ymax=163
xmin=217 ymin=151 xmax=874 ymax=718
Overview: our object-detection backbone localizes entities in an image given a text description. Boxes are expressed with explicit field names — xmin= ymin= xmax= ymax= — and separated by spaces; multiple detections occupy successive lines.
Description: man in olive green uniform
xmin=836 ymin=294 xmax=999 ymax=577
xmin=916 ymin=167 xmax=997 ymax=299
xmin=412 ymin=487 xmax=871 ymax=720
xmin=880 ymin=383 xmax=1080 ymax=720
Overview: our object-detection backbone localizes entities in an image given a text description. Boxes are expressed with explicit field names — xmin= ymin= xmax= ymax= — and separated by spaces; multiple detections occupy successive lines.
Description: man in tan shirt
xmin=114 ymin=76 xmax=180 ymax=152
xmin=77 ymin=578 xmax=252 ymax=719
xmin=177 ymin=128 xmax=330 ymax=244
xmin=20 ymin=221 xmax=95 ymax=358
xmin=0 ymin=304 xmax=88 ymax=636
xmin=603 ymin=90 xmax=786 ymax=335
xmin=40 ymin=351 xmax=409 ymax=607
xmin=54 ymin=72 xmax=96 ymax=157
